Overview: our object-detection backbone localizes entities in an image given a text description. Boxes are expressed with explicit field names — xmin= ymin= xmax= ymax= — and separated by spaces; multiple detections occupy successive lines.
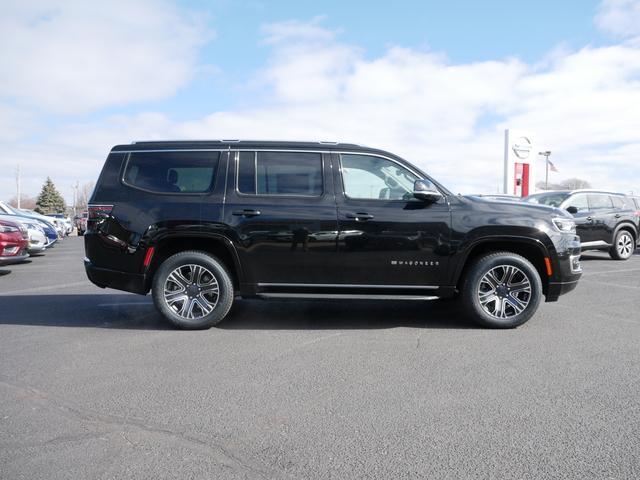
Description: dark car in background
xmin=523 ymin=190 xmax=638 ymax=260
xmin=75 ymin=212 xmax=88 ymax=236
xmin=84 ymin=140 xmax=582 ymax=330
xmin=0 ymin=218 xmax=29 ymax=265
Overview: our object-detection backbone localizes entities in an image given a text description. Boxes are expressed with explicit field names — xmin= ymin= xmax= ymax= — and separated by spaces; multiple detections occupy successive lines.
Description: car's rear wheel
xmin=152 ymin=251 xmax=234 ymax=329
xmin=609 ymin=230 xmax=635 ymax=260
xmin=461 ymin=252 xmax=542 ymax=328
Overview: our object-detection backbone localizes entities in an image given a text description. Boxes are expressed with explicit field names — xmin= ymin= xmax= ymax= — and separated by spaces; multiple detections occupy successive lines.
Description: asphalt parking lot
xmin=1 ymin=237 xmax=639 ymax=479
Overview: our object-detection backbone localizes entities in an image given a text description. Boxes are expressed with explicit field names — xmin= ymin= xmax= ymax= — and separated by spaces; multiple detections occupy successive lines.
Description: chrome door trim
xmin=257 ymin=283 xmax=438 ymax=289
xmin=257 ymin=293 xmax=440 ymax=300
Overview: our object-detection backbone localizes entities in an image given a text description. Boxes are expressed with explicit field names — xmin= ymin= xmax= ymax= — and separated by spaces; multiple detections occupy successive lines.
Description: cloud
xmin=3 ymin=5 xmax=640 ymax=202
xmin=0 ymin=0 xmax=212 ymax=114
xmin=596 ymin=0 xmax=640 ymax=38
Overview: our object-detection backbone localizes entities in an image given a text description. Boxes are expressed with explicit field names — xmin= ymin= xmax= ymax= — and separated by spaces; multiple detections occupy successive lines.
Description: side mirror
xmin=566 ymin=206 xmax=578 ymax=215
xmin=413 ymin=179 xmax=442 ymax=202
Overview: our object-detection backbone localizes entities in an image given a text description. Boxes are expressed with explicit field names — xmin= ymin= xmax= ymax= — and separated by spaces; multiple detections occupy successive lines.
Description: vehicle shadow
xmin=0 ymin=269 xmax=11 ymax=277
xmin=219 ymin=298 xmax=477 ymax=330
xmin=0 ymin=295 xmax=477 ymax=330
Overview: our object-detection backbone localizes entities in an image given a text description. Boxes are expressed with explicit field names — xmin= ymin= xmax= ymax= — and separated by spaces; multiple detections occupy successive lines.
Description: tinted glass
xmin=238 ymin=151 xmax=323 ymax=196
xmin=611 ymin=196 xmax=630 ymax=209
xmin=124 ymin=151 xmax=219 ymax=193
xmin=565 ymin=193 xmax=589 ymax=212
xmin=341 ymin=154 xmax=419 ymax=200
xmin=588 ymin=194 xmax=613 ymax=210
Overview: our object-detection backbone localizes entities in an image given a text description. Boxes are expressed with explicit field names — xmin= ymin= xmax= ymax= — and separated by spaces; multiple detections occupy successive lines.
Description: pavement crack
xmin=0 ymin=376 xmax=287 ymax=480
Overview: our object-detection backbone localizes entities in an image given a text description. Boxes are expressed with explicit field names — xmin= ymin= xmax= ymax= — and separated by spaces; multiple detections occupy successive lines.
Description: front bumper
xmin=84 ymin=259 xmax=148 ymax=295
xmin=546 ymin=235 xmax=582 ymax=302
xmin=0 ymin=252 xmax=29 ymax=266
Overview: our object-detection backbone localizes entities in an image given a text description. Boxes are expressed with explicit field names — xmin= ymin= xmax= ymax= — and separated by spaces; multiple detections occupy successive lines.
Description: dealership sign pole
xmin=503 ymin=129 xmax=537 ymax=197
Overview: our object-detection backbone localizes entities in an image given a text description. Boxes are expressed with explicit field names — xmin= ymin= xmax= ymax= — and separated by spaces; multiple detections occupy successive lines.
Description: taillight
xmin=88 ymin=204 xmax=113 ymax=220
xmin=635 ymin=210 xmax=640 ymax=218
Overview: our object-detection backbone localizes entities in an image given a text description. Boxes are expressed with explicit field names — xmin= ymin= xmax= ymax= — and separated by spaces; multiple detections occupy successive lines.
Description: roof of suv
xmin=112 ymin=140 xmax=371 ymax=152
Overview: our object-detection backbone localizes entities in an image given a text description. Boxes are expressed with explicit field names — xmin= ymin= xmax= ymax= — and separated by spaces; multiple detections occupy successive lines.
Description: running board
xmin=256 ymin=293 xmax=440 ymax=301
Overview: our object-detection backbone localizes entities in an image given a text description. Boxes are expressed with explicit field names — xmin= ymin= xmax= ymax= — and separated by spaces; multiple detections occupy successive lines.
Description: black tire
xmin=77 ymin=230 xmax=84 ymax=236
xmin=609 ymin=229 xmax=635 ymax=260
xmin=151 ymin=250 xmax=234 ymax=329
xmin=461 ymin=252 xmax=542 ymax=329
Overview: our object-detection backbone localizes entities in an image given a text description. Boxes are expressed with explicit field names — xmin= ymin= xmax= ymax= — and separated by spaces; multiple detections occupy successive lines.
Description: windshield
xmin=523 ymin=192 xmax=570 ymax=207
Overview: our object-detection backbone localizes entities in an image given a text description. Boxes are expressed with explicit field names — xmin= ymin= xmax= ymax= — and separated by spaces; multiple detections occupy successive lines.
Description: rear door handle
xmin=232 ymin=209 xmax=261 ymax=217
xmin=586 ymin=216 xmax=593 ymax=222
xmin=614 ymin=214 xmax=621 ymax=218
xmin=345 ymin=212 xmax=374 ymax=221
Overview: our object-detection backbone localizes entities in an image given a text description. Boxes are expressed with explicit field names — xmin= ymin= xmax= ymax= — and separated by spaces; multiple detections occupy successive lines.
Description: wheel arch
xmin=144 ymin=233 xmax=243 ymax=291
xmin=614 ymin=222 xmax=638 ymax=243
xmin=453 ymin=237 xmax=552 ymax=295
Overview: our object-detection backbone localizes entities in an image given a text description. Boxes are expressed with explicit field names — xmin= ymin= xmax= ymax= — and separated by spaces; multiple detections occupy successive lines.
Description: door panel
xmin=587 ymin=194 xmax=616 ymax=245
xmin=222 ymin=151 xmax=339 ymax=285
xmin=332 ymin=153 xmax=451 ymax=286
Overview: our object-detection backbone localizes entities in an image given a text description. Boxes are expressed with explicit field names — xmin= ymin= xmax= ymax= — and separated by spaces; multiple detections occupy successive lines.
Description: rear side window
xmin=123 ymin=151 xmax=219 ymax=193
xmin=588 ymin=194 xmax=613 ymax=210
xmin=237 ymin=151 xmax=323 ymax=196
xmin=611 ymin=196 xmax=627 ymax=209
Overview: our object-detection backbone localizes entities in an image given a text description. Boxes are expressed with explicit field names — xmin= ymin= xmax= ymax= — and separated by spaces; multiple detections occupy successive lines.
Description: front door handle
xmin=345 ymin=212 xmax=374 ymax=221
xmin=614 ymin=213 xmax=621 ymax=218
xmin=232 ymin=209 xmax=261 ymax=217
xmin=586 ymin=216 xmax=593 ymax=222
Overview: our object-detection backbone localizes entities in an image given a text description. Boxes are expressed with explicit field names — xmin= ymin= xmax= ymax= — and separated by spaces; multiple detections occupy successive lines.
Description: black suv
xmin=523 ymin=190 xmax=639 ymax=260
xmin=85 ymin=141 xmax=582 ymax=329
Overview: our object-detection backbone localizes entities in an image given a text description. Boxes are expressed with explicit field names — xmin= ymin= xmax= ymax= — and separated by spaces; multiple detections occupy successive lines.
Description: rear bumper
xmin=84 ymin=259 xmax=148 ymax=295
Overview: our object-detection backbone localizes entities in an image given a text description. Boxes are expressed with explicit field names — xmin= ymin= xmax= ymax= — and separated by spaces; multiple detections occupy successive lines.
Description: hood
xmin=461 ymin=195 xmax=572 ymax=219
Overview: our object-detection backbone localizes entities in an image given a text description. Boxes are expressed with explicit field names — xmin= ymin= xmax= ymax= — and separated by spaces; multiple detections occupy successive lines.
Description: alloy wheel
xmin=617 ymin=232 xmax=634 ymax=258
xmin=477 ymin=264 xmax=532 ymax=319
xmin=163 ymin=264 xmax=220 ymax=320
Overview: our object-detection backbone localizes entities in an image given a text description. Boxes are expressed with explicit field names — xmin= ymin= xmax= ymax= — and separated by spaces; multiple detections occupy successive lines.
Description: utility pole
xmin=15 ymin=164 xmax=21 ymax=209
xmin=539 ymin=151 xmax=551 ymax=190
xmin=72 ymin=181 xmax=79 ymax=217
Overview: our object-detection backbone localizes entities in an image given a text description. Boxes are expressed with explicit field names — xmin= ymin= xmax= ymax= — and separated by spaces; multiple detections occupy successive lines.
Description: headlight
xmin=552 ymin=217 xmax=576 ymax=233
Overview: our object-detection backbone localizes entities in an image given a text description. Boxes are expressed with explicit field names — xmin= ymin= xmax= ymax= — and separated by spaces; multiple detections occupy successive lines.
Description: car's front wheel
xmin=461 ymin=252 xmax=542 ymax=328
xmin=152 ymin=251 xmax=234 ymax=329
xmin=609 ymin=230 xmax=635 ymax=260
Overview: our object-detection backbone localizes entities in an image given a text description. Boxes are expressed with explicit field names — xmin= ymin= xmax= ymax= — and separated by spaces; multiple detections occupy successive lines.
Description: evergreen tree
xmin=35 ymin=177 xmax=66 ymax=214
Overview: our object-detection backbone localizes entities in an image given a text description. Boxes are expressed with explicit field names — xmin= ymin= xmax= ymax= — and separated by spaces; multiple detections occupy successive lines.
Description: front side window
xmin=588 ymin=194 xmax=613 ymax=210
xmin=123 ymin=151 xmax=219 ymax=193
xmin=341 ymin=154 xmax=419 ymax=200
xmin=237 ymin=151 xmax=323 ymax=196
xmin=524 ymin=192 xmax=569 ymax=207
xmin=563 ymin=194 xmax=589 ymax=213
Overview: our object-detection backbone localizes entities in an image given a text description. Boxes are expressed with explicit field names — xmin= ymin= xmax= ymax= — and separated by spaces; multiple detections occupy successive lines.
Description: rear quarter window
xmin=123 ymin=151 xmax=220 ymax=193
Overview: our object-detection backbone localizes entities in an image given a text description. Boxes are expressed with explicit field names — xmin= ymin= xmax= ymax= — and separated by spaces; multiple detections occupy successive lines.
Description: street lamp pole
xmin=539 ymin=151 xmax=552 ymax=190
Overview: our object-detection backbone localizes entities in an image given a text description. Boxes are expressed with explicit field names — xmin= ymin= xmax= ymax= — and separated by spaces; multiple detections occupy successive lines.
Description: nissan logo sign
xmin=512 ymin=136 xmax=532 ymax=159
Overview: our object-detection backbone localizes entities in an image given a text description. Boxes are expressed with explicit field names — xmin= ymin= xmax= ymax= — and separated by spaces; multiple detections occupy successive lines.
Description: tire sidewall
xmin=464 ymin=253 xmax=542 ymax=328
xmin=152 ymin=251 xmax=234 ymax=329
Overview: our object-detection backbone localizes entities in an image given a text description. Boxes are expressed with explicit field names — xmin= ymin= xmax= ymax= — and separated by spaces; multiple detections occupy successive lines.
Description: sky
xmin=1 ymin=0 xmax=639 ymax=203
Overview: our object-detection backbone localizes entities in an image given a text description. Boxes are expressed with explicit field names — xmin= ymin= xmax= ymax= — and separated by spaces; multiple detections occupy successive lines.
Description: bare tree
xmin=8 ymin=195 xmax=37 ymax=210
xmin=536 ymin=178 xmax=592 ymax=191
xmin=76 ymin=181 xmax=95 ymax=211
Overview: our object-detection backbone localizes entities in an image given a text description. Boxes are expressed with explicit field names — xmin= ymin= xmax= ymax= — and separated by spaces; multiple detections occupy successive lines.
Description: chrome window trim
xmin=257 ymin=283 xmax=438 ymax=289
